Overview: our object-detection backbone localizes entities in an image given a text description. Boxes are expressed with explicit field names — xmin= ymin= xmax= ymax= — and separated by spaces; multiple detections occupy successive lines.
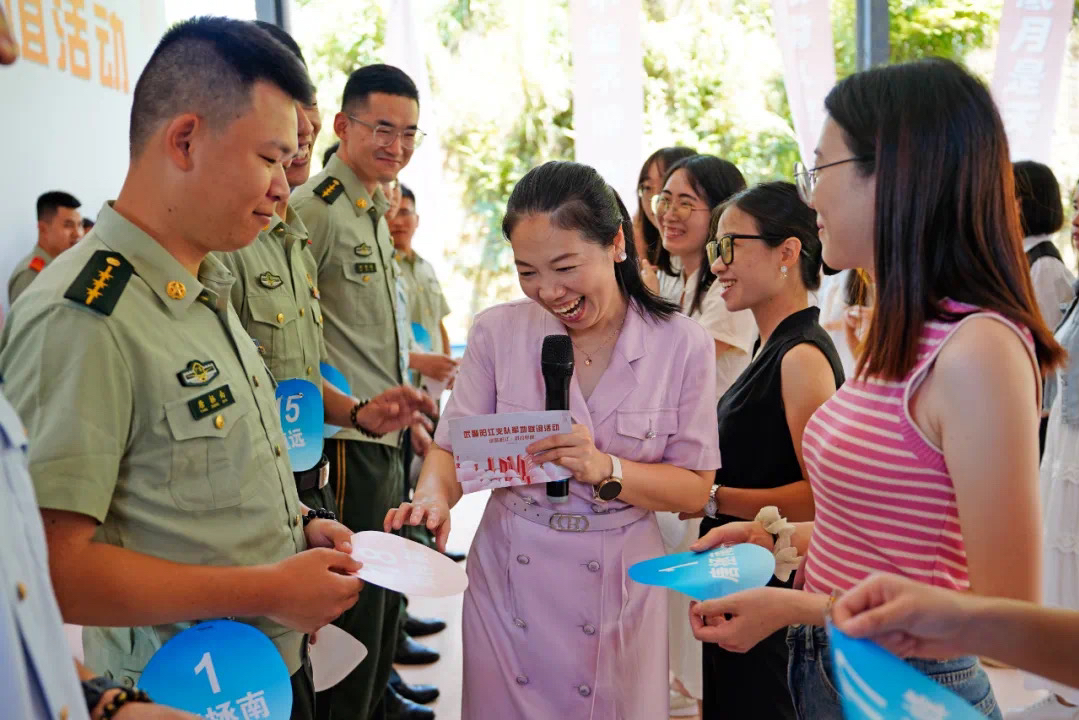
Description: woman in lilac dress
xmin=386 ymin=161 xmax=721 ymax=719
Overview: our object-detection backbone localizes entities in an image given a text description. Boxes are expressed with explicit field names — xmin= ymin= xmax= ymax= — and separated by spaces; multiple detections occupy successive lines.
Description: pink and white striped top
xmin=801 ymin=300 xmax=1037 ymax=595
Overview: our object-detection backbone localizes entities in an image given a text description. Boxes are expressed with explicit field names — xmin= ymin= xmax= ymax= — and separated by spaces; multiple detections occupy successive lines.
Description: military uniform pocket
xmin=248 ymin=294 xmax=300 ymax=362
xmin=342 ymin=262 xmax=388 ymax=326
xmin=163 ymin=390 xmax=257 ymax=510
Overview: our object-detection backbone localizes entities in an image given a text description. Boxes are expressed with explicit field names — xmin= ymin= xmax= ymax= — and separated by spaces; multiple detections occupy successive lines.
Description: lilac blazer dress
xmin=434 ymin=298 xmax=721 ymax=719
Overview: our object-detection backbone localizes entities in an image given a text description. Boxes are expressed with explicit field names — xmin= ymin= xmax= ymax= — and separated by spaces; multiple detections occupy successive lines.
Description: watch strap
xmin=608 ymin=454 xmax=622 ymax=480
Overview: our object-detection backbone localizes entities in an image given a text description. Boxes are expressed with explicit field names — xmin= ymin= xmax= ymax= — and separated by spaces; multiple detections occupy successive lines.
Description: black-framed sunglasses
xmin=706 ymin=234 xmax=807 ymax=269
xmin=793 ymin=155 xmax=872 ymax=204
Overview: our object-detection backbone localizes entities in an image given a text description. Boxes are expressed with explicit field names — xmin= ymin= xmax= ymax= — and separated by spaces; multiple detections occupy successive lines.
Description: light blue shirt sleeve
xmin=0 ymin=388 xmax=90 ymax=720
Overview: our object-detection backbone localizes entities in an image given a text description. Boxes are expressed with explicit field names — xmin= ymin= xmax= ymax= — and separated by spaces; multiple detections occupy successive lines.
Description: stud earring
xmin=617 ymin=251 xmax=628 ymax=262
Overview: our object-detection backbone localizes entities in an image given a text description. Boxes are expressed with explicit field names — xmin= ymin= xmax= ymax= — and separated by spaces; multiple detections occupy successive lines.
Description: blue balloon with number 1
xmin=276 ymin=378 xmax=322 ymax=471
xmin=138 ymin=620 xmax=291 ymax=718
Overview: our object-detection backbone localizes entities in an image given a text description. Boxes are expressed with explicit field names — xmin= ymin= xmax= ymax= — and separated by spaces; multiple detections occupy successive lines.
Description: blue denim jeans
xmin=785 ymin=625 xmax=1002 ymax=719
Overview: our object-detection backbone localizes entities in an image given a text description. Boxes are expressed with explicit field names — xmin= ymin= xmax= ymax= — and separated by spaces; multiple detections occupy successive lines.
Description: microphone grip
xmin=542 ymin=368 xmax=572 ymax=504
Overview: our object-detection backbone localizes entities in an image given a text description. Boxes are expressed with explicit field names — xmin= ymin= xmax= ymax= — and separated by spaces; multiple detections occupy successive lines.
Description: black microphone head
xmin=541 ymin=334 xmax=574 ymax=367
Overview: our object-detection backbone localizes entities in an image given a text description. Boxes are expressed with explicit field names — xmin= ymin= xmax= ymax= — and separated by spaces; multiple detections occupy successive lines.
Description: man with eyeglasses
xmin=292 ymin=64 xmax=440 ymax=720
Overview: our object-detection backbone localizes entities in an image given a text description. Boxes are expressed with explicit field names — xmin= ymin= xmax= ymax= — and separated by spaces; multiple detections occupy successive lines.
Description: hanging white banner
xmin=991 ymin=0 xmax=1073 ymax=163
xmin=770 ymin=0 xmax=837 ymax=164
xmin=569 ymin=0 xmax=643 ymax=209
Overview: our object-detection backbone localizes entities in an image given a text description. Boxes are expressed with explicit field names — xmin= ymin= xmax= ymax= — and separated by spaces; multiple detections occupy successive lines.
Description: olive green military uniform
xmin=0 ymin=203 xmax=312 ymax=707
xmin=8 ymin=245 xmax=54 ymax=305
xmin=397 ymin=250 xmax=450 ymax=358
xmin=292 ymin=155 xmax=406 ymax=720
xmin=215 ymin=206 xmax=334 ymax=512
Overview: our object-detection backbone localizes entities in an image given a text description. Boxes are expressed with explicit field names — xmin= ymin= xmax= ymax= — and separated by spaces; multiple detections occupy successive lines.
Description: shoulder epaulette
xmin=63 ymin=250 xmax=134 ymax=316
xmin=314 ymin=177 xmax=344 ymax=204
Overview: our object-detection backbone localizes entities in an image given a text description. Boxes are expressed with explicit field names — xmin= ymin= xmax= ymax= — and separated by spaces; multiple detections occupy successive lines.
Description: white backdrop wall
xmin=0 ymin=0 xmax=166 ymax=311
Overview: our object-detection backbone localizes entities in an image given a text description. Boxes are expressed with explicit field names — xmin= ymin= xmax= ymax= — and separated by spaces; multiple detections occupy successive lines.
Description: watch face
xmin=598 ymin=478 xmax=623 ymax=501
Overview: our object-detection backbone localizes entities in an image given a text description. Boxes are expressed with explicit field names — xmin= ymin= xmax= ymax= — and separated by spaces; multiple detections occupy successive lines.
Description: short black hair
xmin=341 ymin=64 xmax=418 ymax=113
xmin=37 ymin=191 xmax=81 ymax=222
xmin=323 ymin=142 xmax=339 ymax=168
xmin=399 ymin=184 xmax=416 ymax=207
xmin=1013 ymin=160 xmax=1064 ymax=237
xmin=81 ymin=217 xmax=95 ymax=231
xmin=253 ymin=20 xmax=306 ymax=67
xmin=129 ymin=16 xmax=314 ymax=157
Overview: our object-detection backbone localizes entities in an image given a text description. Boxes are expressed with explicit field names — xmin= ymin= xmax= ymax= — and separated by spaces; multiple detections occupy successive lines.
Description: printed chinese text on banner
xmin=990 ymin=0 xmax=1073 ymax=163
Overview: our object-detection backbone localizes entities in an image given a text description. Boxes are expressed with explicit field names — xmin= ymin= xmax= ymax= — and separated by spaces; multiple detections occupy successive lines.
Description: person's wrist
xmin=89 ymin=688 xmax=123 ymax=720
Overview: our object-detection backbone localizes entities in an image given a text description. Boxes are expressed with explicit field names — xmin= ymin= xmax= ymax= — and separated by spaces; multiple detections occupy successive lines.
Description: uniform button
xmin=513 ymin=617 xmax=527 ymax=629
xmin=306 ymin=366 xmax=313 ymax=376
xmin=275 ymin=444 xmax=283 ymax=457
xmin=515 ymin=675 xmax=528 ymax=685
xmin=214 ymin=415 xmax=225 ymax=430
xmin=318 ymin=315 xmax=324 ymax=325
xmin=294 ymin=514 xmax=303 ymax=527
xmin=516 ymin=554 xmax=530 ymax=565
xmin=253 ymin=375 xmax=260 ymax=387
xmin=587 ymin=561 xmax=600 ymax=572
xmin=15 ymin=582 xmax=27 ymax=601
xmin=276 ymin=312 xmax=285 ymax=324
xmin=59 ymin=706 xmax=69 ymax=720
xmin=582 ymin=624 xmax=596 ymax=636
xmin=578 ymin=684 xmax=591 ymax=697
xmin=299 ymin=308 xmax=305 ymax=317
xmin=121 ymin=676 xmax=134 ymax=688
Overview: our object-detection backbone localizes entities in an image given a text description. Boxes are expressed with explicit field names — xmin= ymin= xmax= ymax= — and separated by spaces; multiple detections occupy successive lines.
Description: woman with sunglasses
xmin=634 ymin=147 xmax=696 ymax=301
xmin=695 ymin=181 xmax=843 ymax=720
xmin=652 ymin=154 xmax=756 ymax=714
xmin=689 ymin=59 xmax=1063 ymax=719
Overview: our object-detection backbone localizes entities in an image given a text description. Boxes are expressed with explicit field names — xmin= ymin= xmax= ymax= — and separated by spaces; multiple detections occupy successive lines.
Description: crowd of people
xmin=3 ymin=9 xmax=1079 ymax=720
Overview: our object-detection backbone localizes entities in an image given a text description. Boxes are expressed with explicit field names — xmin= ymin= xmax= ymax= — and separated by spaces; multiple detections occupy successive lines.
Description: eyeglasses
xmin=347 ymin=116 xmax=426 ymax=150
xmin=651 ymin=194 xmax=711 ymax=223
xmin=793 ymin=156 xmax=872 ymax=204
xmin=637 ymin=183 xmax=657 ymax=200
xmin=706 ymin=233 xmax=807 ymax=268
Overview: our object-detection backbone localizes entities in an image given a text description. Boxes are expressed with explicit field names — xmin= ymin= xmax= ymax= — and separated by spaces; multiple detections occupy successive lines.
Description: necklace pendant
xmin=584 ymin=358 xmax=593 ymax=366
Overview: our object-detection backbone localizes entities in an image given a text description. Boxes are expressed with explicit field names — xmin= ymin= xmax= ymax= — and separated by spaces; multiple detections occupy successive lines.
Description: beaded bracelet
xmin=349 ymin=400 xmax=385 ymax=439
xmin=101 ymin=689 xmax=152 ymax=719
xmin=302 ymin=508 xmax=337 ymax=527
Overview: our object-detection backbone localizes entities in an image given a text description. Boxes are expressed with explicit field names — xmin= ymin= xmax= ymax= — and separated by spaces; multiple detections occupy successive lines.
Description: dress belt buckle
xmin=548 ymin=513 xmax=589 ymax=532
xmin=317 ymin=460 xmax=330 ymax=489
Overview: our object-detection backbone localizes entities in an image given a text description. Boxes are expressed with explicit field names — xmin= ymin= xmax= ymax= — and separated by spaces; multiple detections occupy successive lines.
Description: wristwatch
xmin=704 ymin=483 xmax=722 ymax=519
xmin=593 ymin=455 xmax=624 ymax=503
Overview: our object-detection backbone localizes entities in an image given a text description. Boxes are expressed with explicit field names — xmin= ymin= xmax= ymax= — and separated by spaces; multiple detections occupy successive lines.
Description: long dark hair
xmin=663 ymin=155 xmax=747 ymax=316
xmin=717 ymin=182 xmax=822 ymax=290
xmin=637 ymin=146 xmax=697 ymax=275
xmin=825 ymin=58 xmax=1064 ymax=378
xmin=503 ymin=161 xmax=678 ymax=322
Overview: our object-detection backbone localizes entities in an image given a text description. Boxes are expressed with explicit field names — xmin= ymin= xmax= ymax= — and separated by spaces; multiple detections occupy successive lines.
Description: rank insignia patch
xmin=314 ymin=177 xmax=344 ymax=204
xmin=258 ymin=272 xmax=284 ymax=289
xmin=177 ymin=360 xmax=220 ymax=387
xmin=63 ymin=251 xmax=134 ymax=316
xmin=188 ymin=385 xmax=236 ymax=420
xmin=355 ymin=243 xmax=373 ymax=257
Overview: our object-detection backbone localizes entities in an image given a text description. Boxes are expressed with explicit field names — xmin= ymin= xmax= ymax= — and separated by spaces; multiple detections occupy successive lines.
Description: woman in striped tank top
xmin=688 ymin=58 xmax=1065 ymax=719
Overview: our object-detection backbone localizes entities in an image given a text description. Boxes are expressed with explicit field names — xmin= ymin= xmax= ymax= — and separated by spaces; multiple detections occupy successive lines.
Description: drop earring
xmin=780 ymin=265 xmax=788 ymax=279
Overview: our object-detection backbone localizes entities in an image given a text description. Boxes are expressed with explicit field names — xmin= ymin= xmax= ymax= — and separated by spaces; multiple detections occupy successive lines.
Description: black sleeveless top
xmin=702 ymin=306 xmax=845 ymax=533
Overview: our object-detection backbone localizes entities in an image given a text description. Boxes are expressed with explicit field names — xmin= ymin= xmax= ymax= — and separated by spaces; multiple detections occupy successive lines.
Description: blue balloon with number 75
xmin=276 ymin=378 xmax=322 ymax=472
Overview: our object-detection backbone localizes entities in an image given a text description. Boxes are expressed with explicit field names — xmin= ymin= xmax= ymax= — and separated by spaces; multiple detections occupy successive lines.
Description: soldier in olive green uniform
xmin=0 ymin=19 xmax=368 ymax=720
xmin=8 ymin=191 xmax=84 ymax=305
xmin=292 ymin=64 xmax=426 ymax=720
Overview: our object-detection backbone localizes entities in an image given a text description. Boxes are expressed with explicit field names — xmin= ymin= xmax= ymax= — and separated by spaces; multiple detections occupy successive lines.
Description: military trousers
xmin=315 ymin=439 xmax=403 ymax=720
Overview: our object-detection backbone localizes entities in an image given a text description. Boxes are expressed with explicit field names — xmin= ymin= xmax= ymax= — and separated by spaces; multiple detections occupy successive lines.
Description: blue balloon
xmin=138 ymin=620 xmax=292 ymax=718
xmin=828 ymin=622 xmax=983 ymax=719
xmin=411 ymin=322 xmax=432 ymax=352
xmin=276 ymin=378 xmax=323 ymax=471
xmin=320 ymin=362 xmax=350 ymax=438
xmin=628 ymin=544 xmax=776 ymax=600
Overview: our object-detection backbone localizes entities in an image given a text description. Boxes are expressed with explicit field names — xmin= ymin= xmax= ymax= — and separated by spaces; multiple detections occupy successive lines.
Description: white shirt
xmin=1024 ymin=234 xmax=1076 ymax=331
xmin=681 ymin=269 xmax=758 ymax=400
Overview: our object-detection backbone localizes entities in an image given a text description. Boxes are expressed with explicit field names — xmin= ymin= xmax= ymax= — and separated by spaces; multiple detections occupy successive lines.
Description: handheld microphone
xmin=541 ymin=334 xmax=574 ymax=504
